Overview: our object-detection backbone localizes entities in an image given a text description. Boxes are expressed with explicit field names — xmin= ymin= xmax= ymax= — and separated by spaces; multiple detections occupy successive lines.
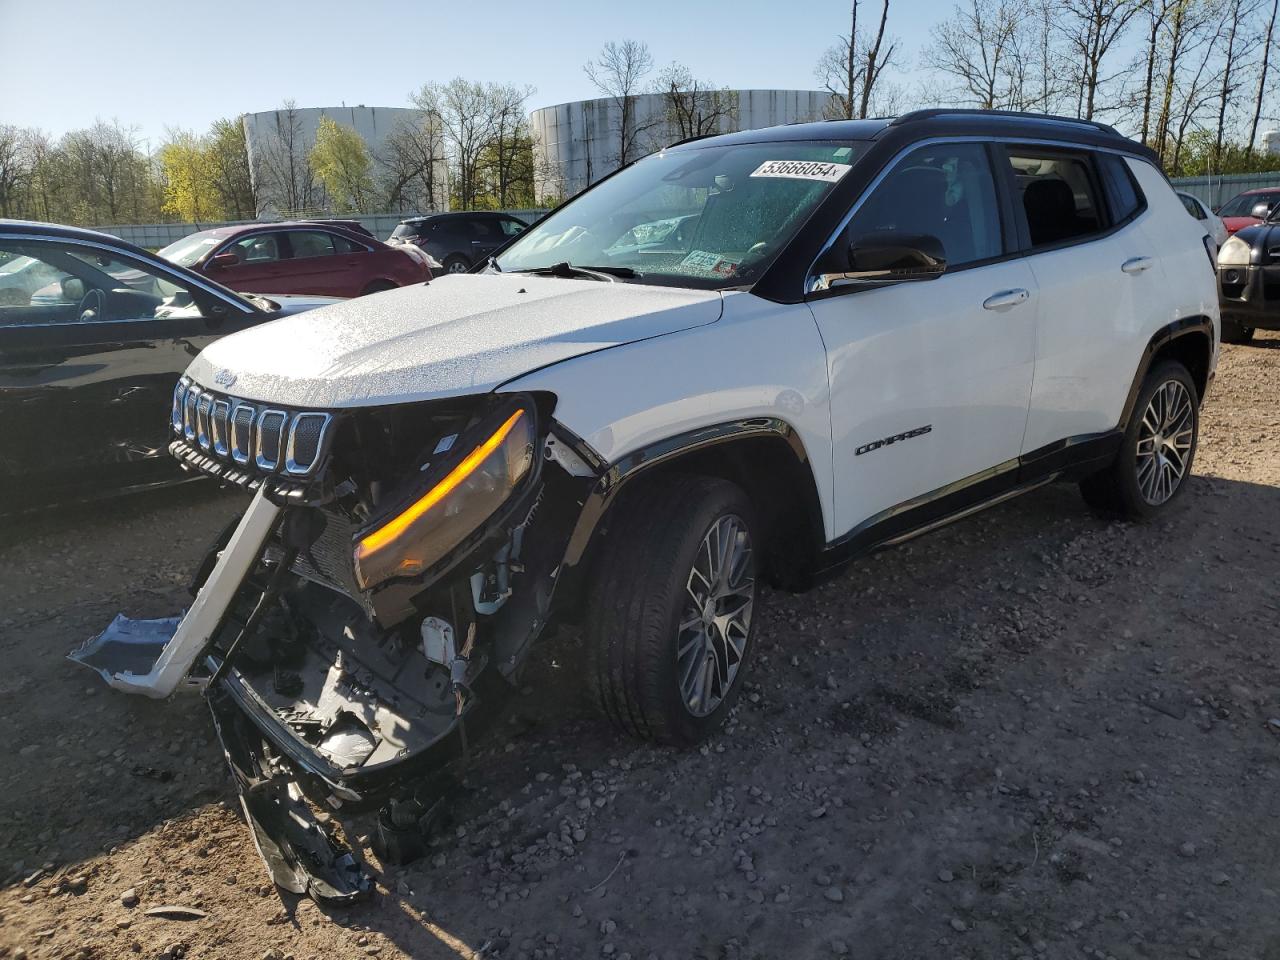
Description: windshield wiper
xmin=511 ymin=261 xmax=641 ymax=281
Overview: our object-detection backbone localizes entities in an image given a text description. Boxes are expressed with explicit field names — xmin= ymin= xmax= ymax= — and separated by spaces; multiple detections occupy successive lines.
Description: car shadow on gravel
xmin=3 ymin=472 xmax=1279 ymax=959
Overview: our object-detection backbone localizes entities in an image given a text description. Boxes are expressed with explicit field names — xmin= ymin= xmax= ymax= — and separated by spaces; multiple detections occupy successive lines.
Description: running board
xmin=876 ymin=474 xmax=1058 ymax=550
xmin=70 ymin=488 xmax=281 ymax=698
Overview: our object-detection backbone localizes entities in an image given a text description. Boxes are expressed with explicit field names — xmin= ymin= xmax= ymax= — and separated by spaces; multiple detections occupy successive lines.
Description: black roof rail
xmin=890 ymin=108 xmax=1121 ymax=138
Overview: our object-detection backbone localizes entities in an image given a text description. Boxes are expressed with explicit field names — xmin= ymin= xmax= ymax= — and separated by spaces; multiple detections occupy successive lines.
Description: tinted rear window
xmin=391 ymin=223 xmax=427 ymax=239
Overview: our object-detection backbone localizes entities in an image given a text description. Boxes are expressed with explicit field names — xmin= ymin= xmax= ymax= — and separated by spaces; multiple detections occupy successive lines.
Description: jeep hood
xmin=187 ymin=274 xmax=722 ymax=408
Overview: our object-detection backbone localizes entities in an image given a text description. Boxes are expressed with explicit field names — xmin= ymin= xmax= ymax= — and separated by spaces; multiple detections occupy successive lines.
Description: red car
xmin=159 ymin=221 xmax=430 ymax=297
xmin=1216 ymin=187 xmax=1280 ymax=235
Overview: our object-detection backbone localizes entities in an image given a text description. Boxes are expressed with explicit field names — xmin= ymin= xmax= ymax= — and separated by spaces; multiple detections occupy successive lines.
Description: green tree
xmin=159 ymin=130 xmax=218 ymax=221
xmin=309 ymin=116 xmax=374 ymax=213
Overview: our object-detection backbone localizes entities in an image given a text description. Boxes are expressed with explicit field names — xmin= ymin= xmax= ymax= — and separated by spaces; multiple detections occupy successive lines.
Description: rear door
xmin=468 ymin=216 xmax=506 ymax=262
xmin=0 ymin=236 xmax=260 ymax=502
xmin=280 ymin=229 xmax=360 ymax=296
xmin=1000 ymin=146 xmax=1165 ymax=454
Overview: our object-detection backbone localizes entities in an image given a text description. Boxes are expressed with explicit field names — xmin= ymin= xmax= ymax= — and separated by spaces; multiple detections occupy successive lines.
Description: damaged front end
xmin=72 ymin=381 xmax=601 ymax=903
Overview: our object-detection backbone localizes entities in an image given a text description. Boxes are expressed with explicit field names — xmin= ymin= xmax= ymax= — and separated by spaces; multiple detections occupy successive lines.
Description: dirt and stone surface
xmin=2 ymin=334 xmax=1278 ymax=960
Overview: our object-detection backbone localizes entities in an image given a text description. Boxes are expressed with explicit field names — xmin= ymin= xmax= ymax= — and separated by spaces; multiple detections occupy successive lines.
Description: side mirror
xmin=843 ymin=232 xmax=947 ymax=283
xmin=1251 ymin=202 xmax=1273 ymax=220
xmin=209 ymin=251 xmax=240 ymax=270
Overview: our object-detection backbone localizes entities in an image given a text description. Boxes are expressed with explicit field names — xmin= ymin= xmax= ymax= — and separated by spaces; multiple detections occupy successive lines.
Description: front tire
xmin=1080 ymin=360 xmax=1199 ymax=519
xmin=585 ymin=475 xmax=759 ymax=745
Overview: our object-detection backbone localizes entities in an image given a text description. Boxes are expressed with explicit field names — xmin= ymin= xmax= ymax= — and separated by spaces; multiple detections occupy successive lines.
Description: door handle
xmin=982 ymin=288 xmax=1030 ymax=311
xmin=1121 ymin=256 xmax=1153 ymax=275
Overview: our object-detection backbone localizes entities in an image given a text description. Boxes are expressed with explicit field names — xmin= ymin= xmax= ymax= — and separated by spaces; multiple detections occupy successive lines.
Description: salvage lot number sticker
xmin=749 ymin=160 xmax=851 ymax=182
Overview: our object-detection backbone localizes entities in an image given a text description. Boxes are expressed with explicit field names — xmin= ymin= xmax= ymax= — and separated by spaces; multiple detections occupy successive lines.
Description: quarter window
xmin=845 ymin=142 xmax=1003 ymax=268
xmin=1099 ymin=154 xmax=1145 ymax=223
xmin=1006 ymin=151 xmax=1104 ymax=247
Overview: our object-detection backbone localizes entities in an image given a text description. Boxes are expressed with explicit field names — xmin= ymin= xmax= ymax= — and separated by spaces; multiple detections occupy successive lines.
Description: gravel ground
xmin=1 ymin=334 xmax=1278 ymax=960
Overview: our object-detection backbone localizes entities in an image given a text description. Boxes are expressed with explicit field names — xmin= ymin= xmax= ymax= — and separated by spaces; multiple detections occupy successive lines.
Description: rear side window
xmin=286 ymin=231 xmax=338 ymax=259
xmin=1098 ymin=154 xmax=1146 ymax=223
xmin=1006 ymin=150 xmax=1104 ymax=248
xmin=845 ymin=142 xmax=1003 ymax=268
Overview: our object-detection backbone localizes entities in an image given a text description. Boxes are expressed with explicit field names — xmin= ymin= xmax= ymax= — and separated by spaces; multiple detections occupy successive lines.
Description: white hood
xmin=187 ymin=274 xmax=723 ymax=408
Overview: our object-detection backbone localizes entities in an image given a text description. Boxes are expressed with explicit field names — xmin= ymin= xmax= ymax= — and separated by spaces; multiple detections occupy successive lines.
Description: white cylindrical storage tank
xmin=530 ymin=89 xmax=836 ymax=202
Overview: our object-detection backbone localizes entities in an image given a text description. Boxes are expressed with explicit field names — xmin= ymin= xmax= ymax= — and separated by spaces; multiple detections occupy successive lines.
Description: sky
xmin=0 ymin=0 xmax=951 ymax=149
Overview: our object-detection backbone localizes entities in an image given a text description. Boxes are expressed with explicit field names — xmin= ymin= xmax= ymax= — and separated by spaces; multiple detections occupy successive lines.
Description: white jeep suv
xmin=77 ymin=110 xmax=1219 ymax=902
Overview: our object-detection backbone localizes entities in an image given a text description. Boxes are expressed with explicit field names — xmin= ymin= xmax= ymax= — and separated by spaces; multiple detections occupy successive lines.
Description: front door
xmin=0 ymin=237 xmax=256 ymax=504
xmin=207 ymin=231 xmax=290 ymax=294
xmin=806 ymin=141 xmax=1039 ymax=537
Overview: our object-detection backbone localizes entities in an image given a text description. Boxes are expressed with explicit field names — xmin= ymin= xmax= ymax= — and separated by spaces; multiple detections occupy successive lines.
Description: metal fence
xmin=1169 ymin=172 xmax=1280 ymax=209
xmin=93 ymin=210 xmax=551 ymax=249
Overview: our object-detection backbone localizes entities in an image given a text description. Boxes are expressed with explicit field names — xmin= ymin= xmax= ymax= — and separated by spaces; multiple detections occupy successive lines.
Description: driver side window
xmin=846 ymin=143 xmax=1003 ymax=269
xmin=0 ymin=240 xmax=209 ymax=328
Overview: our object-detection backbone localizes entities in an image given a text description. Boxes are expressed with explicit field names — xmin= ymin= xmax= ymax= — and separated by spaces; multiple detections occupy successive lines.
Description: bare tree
xmin=485 ymin=83 xmax=535 ymax=207
xmin=584 ymin=40 xmax=656 ymax=168
xmin=382 ymin=111 xmax=447 ymax=213
xmin=256 ymin=101 xmax=318 ymax=216
xmin=1139 ymin=0 xmax=1175 ymax=143
xmin=414 ymin=79 xmax=496 ymax=209
xmin=1059 ymin=0 xmax=1143 ymax=120
xmin=923 ymin=0 xmax=1025 ymax=109
xmin=1249 ymin=0 xmax=1279 ymax=150
xmin=656 ymin=63 xmax=736 ymax=140
xmin=817 ymin=0 xmax=900 ymax=118
xmin=1152 ymin=0 xmax=1219 ymax=162
xmin=1212 ymin=0 xmax=1262 ymax=165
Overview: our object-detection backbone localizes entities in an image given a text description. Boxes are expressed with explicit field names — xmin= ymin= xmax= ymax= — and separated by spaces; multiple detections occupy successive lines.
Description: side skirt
xmin=813 ymin=429 xmax=1121 ymax=581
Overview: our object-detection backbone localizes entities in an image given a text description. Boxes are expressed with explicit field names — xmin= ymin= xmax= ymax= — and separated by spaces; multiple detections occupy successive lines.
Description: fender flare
xmin=553 ymin=416 xmax=822 ymax=594
xmin=1117 ymin=315 xmax=1214 ymax=429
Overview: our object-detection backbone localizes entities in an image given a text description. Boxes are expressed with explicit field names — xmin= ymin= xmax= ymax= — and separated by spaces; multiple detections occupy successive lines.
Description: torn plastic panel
xmin=68 ymin=488 xmax=282 ymax=698
xmin=75 ymin=387 xmax=605 ymax=901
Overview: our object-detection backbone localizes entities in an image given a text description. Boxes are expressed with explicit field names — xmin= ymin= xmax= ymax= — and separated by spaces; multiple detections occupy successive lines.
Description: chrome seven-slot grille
xmin=171 ymin=377 xmax=332 ymax=477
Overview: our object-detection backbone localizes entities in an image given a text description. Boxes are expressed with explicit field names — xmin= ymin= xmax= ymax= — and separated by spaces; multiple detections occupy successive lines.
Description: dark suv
xmin=388 ymin=212 xmax=529 ymax=273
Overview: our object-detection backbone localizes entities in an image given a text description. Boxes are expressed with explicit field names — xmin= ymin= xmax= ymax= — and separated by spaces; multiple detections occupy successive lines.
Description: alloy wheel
xmin=677 ymin=514 xmax=754 ymax=717
xmin=1136 ymin=379 xmax=1195 ymax=505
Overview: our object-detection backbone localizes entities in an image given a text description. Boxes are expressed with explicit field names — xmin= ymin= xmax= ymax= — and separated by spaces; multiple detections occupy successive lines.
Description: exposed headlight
xmin=1217 ymin=235 xmax=1251 ymax=267
xmin=353 ymin=407 xmax=535 ymax=590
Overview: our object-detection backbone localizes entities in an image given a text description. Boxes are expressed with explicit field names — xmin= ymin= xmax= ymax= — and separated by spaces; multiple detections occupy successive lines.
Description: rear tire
xmin=360 ymin=279 xmax=397 ymax=296
xmin=584 ymin=475 xmax=759 ymax=746
xmin=1079 ymin=360 xmax=1199 ymax=520
xmin=1221 ymin=318 xmax=1255 ymax=344
xmin=443 ymin=256 xmax=470 ymax=275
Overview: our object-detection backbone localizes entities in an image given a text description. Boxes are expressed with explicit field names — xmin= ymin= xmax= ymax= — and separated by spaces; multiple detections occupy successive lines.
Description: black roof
xmin=667 ymin=109 xmax=1158 ymax=164
xmin=400 ymin=211 xmax=519 ymax=224
xmin=0 ymin=218 xmax=151 ymax=253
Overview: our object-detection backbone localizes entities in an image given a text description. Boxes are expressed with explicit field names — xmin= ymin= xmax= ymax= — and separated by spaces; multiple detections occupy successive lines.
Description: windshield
xmin=1218 ymin=191 xmax=1280 ymax=218
xmin=495 ymin=141 xmax=865 ymax=289
xmin=158 ymin=233 xmax=222 ymax=267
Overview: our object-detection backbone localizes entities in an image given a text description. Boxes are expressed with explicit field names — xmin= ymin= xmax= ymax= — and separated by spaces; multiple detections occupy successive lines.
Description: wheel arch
xmin=1119 ymin=315 xmax=1214 ymax=428
xmin=554 ymin=418 xmax=827 ymax=617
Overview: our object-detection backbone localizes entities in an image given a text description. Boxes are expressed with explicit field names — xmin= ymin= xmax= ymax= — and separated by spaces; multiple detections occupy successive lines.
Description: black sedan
xmin=0 ymin=220 xmax=336 ymax=512
xmin=1218 ymin=212 xmax=1280 ymax=343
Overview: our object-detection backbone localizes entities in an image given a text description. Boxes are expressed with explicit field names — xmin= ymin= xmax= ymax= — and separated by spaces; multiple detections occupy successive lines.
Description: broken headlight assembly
xmin=353 ymin=404 xmax=536 ymax=590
